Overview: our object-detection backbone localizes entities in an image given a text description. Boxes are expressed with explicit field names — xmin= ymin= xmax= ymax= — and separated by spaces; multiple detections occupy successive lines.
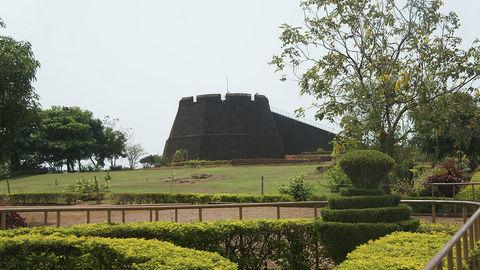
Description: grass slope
xmin=2 ymin=164 xmax=331 ymax=196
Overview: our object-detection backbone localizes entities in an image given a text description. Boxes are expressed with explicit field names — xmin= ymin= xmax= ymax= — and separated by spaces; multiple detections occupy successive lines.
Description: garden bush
xmin=278 ymin=174 xmax=315 ymax=201
xmin=325 ymin=165 xmax=351 ymax=192
xmin=111 ymin=192 xmax=300 ymax=204
xmin=317 ymin=220 xmax=420 ymax=263
xmin=0 ymin=235 xmax=236 ymax=270
xmin=328 ymin=194 xmax=401 ymax=209
xmin=321 ymin=205 xmax=411 ymax=223
xmin=339 ymin=187 xmax=385 ymax=196
xmin=0 ymin=193 xmax=85 ymax=205
xmin=0 ymin=219 xmax=331 ymax=270
xmin=339 ymin=150 xmax=395 ymax=189
xmin=336 ymin=232 xmax=451 ymax=270
xmin=424 ymin=173 xmax=463 ymax=197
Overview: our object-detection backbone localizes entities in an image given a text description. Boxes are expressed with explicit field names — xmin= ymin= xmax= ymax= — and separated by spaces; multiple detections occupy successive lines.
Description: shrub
xmin=417 ymin=221 xmax=458 ymax=235
xmin=328 ymin=194 xmax=401 ymax=209
xmin=424 ymin=173 xmax=463 ymax=197
xmin=278 ymin=174 xmax=315 ymax=201
xmin=321 ymin=205 xmax=411 ymax=223
xmin=0 ymin=235 xmax=236 ymax=270
xmin=0 ymin=219 xmax=332 ymax=270
xmin=317 ymin=219 xmax=420 ymax=263
xmin=0 ymin=212 xmax=27 ymax=229
xmin=339 ymin=150 xmax=395 ymax=189
xmin=336 ymin=232 xmax=451 ymax=270
xmin=1 ymin=193 xmax=82 ymax=205
xmin=111 ymin=192 xmax=296 ymax=204
xmin=65 ymin=177 xmax=109 ymax=201
xmin=171 ymin=149 xmax=189 ymax=163
xmin=339 ymin=188 xmax=385 ymax=196
xmin=325 ymin=165 xmax=351 ymax=192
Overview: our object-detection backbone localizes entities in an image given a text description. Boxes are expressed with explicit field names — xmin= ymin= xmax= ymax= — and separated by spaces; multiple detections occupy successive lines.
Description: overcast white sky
xmin=2 ymin=1 xmax=479 ymax=155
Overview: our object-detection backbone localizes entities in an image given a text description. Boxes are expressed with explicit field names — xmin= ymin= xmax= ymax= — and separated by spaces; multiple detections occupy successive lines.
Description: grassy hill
xmin=1 ymin=164 xmax=332 ymax=196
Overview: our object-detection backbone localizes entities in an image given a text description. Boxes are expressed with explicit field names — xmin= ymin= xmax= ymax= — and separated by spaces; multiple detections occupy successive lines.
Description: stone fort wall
xmin=272 ymin=112 xmax=335 ymax=154
xmin=163 ymin=93 xmax=285 ymax=160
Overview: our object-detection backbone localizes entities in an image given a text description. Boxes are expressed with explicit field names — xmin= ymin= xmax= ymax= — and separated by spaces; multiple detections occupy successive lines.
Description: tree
xmin=271 ymin=0 xmax=480 ymax=157
xmin=0 ymin=20 xmax=40 ymax=164
xmin=125 ymin=143 xmax=146 ymax=169
xmin=139 ymin=154 xmax=163 ymax=168
xmin=38 ymin=106 xmax=97 ymax=172
xmin=412 ymin=93 xmax=480 ymax=163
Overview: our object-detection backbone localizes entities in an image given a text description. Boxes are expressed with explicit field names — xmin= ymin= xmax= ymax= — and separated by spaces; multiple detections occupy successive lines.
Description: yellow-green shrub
xmin=0 ymin=219 xmax=327 ymax=270
xmin=0 ymin=235 xmax=236 ymax=270
xmin=336 ymin=232 xmax=450 ymax=270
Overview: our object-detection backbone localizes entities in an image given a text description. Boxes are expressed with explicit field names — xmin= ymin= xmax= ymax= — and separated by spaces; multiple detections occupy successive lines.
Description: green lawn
xmin=1 ymin=164 xmax=332 ymax=196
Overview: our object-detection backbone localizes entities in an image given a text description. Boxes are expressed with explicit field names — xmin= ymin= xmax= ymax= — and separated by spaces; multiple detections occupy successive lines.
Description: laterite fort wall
xmin=272 ymin=112 xmax=335 ymax=154
xmin=163 ymin=93 xmax=285 ymax=160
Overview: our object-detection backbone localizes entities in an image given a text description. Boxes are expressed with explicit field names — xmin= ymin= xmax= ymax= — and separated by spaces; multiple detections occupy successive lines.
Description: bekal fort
xmin=163 ymin=93 xmax=336 ymax=161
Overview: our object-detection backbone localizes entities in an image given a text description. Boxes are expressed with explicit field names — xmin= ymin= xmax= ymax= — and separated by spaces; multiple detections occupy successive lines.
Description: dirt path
xmin=19 ymin=205 xmax=317 ymax=227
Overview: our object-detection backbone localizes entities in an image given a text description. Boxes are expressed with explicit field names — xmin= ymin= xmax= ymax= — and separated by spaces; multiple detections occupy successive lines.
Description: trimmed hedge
xmin=336 ymin=232 xmax=451 ymax=270
xmin=339 ymin=188 xmax=385 ymax=196
xmin=0 ymin=193 xmax=104 ymax=205
xmin=0 ymin=219 xmax=330 ymax=270
xmin=328 ymin=194 xmax=401 ymax=209
xmin=317 ymin=219 xmax=420 ymax=263
xmin=339 ymin=150 xmax=395 ymax=189
xmin=111 ymin=192 xmax=327 ymax=204
xmin=321 ymin=205 xmax=412 ymax=223
xmin=0 ymin=235 xmax=236 ymax=270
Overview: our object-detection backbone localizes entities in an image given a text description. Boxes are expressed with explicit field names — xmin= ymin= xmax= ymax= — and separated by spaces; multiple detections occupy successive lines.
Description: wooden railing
xmin=0 ymin=201 xmax=329 ymax=229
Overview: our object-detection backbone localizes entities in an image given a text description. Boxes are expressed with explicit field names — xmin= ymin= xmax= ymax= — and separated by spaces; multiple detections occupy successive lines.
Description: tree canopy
xmin=271 ymin=0 xmax=480 ymax=157
xmin=0 ymin=21 xmax=40 ymax=164
xmin=412 ymin=92 xmax=480 ymax=163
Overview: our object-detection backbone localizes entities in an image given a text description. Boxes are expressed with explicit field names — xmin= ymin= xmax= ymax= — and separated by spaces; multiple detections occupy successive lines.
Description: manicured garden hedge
xmin=321 ymin=205 xmax=412 ymax=223
xmin=328 ymin=194 xmax=401 ymax=209
xmin=111 ymin=192 xmax=327 ymax=204
xmin=0 ymin=219 xmax=325 ymax=269
xmin=0 ymin=235 xmax=236 ymax=270
xmin=336 ymin=232 xmax=451 ymax=270
xmin=0 ymin=193 xmax=104 ymax=205
xmin=0 ymin=218 xmax=423 ymax=269
xmin=339 ymin=187 xmax=385 ymax=196
xmin=316 ymin=219 xmax=420 ymax=262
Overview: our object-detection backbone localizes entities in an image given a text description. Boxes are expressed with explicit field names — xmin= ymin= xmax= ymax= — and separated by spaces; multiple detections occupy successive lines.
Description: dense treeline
xmin=9 ymin=106 xmax=128 ymax=173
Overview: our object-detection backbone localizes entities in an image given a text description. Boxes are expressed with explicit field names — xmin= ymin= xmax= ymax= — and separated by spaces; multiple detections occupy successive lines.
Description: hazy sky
xmin=2 ymin=1 xmax=479 ymax=155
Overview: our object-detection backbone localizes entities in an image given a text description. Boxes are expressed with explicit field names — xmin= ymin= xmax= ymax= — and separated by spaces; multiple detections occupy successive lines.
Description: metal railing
xmin=425 ymin=182 xmax=480 ymax=201
xmin=1 ymin=199 xmax=480 ymax=269
xmin=422 ymin=200 xmax=480 ymax=270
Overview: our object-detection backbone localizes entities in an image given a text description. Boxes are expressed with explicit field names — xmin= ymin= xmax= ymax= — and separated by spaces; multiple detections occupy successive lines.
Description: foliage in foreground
xmin=0 ymin=218 xmax=423 ymax=269
xmin=0 ymin=219 xmax=327 ymax=270
xmin=336 ymin=232 xmax=451 ymax=270
xmin=0 ymin=234 xmax=236 ymax=270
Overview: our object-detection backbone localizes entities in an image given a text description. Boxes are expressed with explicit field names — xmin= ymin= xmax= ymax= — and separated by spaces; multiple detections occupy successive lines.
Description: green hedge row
xmin=111 ymin=192 xmax=327 ymax=204
xmin=336 ymin=232 xmax=451 ymax=270
xmin=317 ymin=219 xmax=420 ymax=263
xmin=0 ymin=234 xmax=236 ymax=270
xmin=1 ymin=218 xmax=421 ymax=268
xmin=321 ymin=205 xmax=412 ymax=223
xmin=0 ymin=219 xmax=324 ymax=269
xmin=0 ymin=193 xmax=105 ymax=205
xmin=339 ymin=188 xmax=385 ymax=196
xmin=328 ymin=194 xmax=401 ymax=209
